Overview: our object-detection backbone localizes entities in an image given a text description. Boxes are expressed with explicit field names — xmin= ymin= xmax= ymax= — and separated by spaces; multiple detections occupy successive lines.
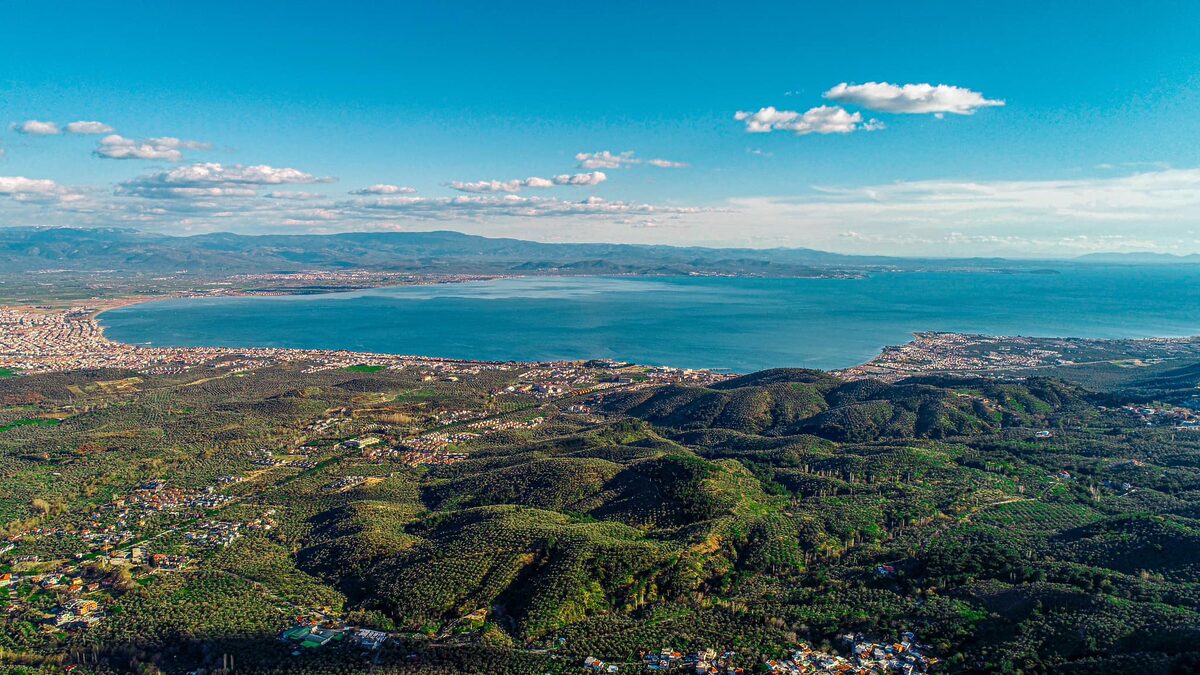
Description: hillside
xmin=1 ymin=361 xmax=1199 ymax=673
xmin=601 ymin=369 xmax=1084 ymax=440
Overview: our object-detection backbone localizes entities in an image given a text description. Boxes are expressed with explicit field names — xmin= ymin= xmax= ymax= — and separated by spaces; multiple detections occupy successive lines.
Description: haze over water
xmin=100 ymin=267 xmax=1200 ymax=372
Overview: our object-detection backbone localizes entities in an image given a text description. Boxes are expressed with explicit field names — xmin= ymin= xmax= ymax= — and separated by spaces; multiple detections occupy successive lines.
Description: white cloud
xmin=824 ymin=82 xmax=1004 ymax=115
xmin=96 ymin=135 xmax=182 ymax=161
xmin=144 ymin=162 xmax=326 ymax=186
xmin=576 ymin=150 xmax=687 ymax=169
xmin=734 ymin=105 xmax=880 ymax=135
xmin=118 ymin=162 xmax=333 ymax=199
xmin=0 ymin=176 xmax=62 ymax=195
xmin=65 ymin=120 xmax=115 ymax=134
xmin=449 ymin=179 xmax=525 ymax=193
xmin=523 ymin=177 xmax=556 ymax=189
xmin=349 ymin=184 xmax=417 ymax=195
xmin=14 ymin=120 xmax=60 ymax=135
xmin=450 ymin=172 xmax=606 ymax=193
xmin=0 ymin=175 xmax=77 ymax=202
xmin=552 ymin=171 xmax=607 ymax=186
xmin=95 ymin=134 xmax=212 ymax=161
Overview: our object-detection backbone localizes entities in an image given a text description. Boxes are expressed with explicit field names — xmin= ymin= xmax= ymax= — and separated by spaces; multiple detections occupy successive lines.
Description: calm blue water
xmin=99 ymin=268 xmax=1200 ymax=372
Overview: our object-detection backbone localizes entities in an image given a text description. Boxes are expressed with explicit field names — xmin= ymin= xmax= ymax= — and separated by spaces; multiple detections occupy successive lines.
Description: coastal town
xmin=837 ymin=331 xmax=1200 ymax=381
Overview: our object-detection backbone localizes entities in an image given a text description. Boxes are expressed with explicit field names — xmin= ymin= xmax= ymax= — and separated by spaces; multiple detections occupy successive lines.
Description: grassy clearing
xmin=0 ymin=418 xmax=61 ymax=433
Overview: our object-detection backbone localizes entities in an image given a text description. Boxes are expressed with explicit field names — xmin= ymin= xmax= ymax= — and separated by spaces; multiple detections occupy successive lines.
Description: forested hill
xmin=601 ymin=368 xmax=1083 ymax=440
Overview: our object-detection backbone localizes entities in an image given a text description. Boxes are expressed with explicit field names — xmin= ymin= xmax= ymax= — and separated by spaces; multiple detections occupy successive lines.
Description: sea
xmin=98 ymin=267 xmax=1200 ymax=373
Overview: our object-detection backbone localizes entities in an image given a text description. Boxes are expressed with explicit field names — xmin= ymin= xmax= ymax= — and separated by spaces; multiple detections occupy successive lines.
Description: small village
xmin=766 ymin=634 xmax=936 ymax=674
xmin=1120 ymin=403 xmax=1200 ymax=429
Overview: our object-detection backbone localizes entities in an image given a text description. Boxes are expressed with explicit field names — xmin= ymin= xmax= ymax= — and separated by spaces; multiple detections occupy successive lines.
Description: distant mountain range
xmin=0 ymin=226 xmax=1161 ymax=277
xmin=0 ymin=226 xmax=868 ymax=276
xmin=1075 ymin=252 xmax=1200 ymax=264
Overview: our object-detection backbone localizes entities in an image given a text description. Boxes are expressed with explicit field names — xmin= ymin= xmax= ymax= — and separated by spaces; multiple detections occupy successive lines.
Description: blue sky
xmin=2 ymin=1 xmax=1199 ymax=256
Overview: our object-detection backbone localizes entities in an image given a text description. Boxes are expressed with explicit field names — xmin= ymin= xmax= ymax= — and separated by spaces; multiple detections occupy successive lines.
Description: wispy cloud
xmin=645 ymin=158 xmax=688 ymax=168
xmin=349 ymin=184 xmax=417 ymax=195
xmin=797 ymin=169 xmax=1200 ymax=222
xmin=345 ymin=193 xmax=704 ymax=220
xmin=265 ymin=191 xmax=326 ymax=200
xmin=734 ymin=106 xmax=883 ymax=135
xmin=449 ymin=171 xmax=606 ymax=193
xmin=824 ymin=82 xmax=1004 ymax=115
xmin=714 ymin=168 xmax=1200 ymax=254
xmin=576 ymin=150 xmax=688 ymax=169
xmin=836 ymin=230 xmax=1170 ymax=254
xmin=65 ymin=120 xmax=115 ymax=134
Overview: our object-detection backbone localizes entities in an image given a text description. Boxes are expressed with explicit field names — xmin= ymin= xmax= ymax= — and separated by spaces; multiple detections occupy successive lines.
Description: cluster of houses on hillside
xmin=466 ymin=415 xmax=545 ymax=432
xmin=384 ymin=415 xmax=546 ymax=457
xmin=672 ymin=648 xmax=743 ymax=673
xmin=13 ymin=479 xmax=242 ymax=553
xmin=113 ymin=480 xmax=234 ymax=515
xmin=397 ymin=430 xmax=479 ymax=452
xmin=1121 ymin=403 xmax=1200 ymax=429
xmin=435 ymin=409 xmax=489 ymax=425
xmin=182 ymin=512 xmax=275 ymax=548
xmin=389 ymin=448 xmax=468 ymax=468
xmin=307 ymin=415 xmax=350 ymax=433
xmin=1 ymin=562 xmax=114 ymax=633
xmin=766 ymin=634 xmax=935 ymax=674
xmin=323 ymin=475 xmax=370 ymax=492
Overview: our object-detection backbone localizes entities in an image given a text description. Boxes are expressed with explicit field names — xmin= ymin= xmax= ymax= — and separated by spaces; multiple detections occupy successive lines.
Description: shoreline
xmin=5 ymin=274 xmax=1200 ymax=380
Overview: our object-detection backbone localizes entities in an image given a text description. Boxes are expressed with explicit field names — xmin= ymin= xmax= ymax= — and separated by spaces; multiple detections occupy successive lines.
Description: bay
xmin=98 ymin=268 xmax=1200 ymax=372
